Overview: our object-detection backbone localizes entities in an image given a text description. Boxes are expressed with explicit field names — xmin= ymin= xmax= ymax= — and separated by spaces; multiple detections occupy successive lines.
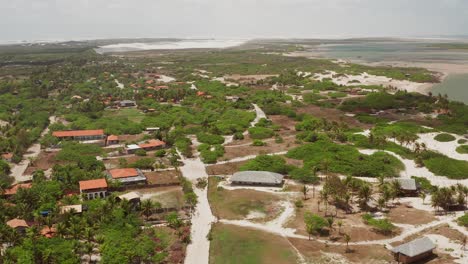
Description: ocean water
xmin=308 ymin=41 xmax=468 ymax=104
xmin=95 ymin=39 xmax=247 ymax=53
xmin=431 ymin=74 xmax=468 ymax=104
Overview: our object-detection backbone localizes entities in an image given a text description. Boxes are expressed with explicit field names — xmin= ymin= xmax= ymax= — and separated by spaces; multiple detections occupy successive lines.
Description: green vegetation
xmin=287 ymin=140 xmax=403 ymax=178
xmin=421 ymin=151 xmax=468 ymax=179
xmin=198 ymin=144 xmax=225 ymax=164
xmin=411 ymin=176 xmax=437 ymax=193
xmin=457 ymin=214 xmax=468 ymax=227
xmin=209 ymin=223 xmax=297 ymax=264
xmin=248 ymin=127 xmax=275 ymax=140
xmin=456 ymin=145 xmax=468 ymax=154
xmin=197 ymin=133 xmax=225 ymax=145
xmin=434 ymin=133 xmax=456 ymax=142
xmin=239 ymin=155 xmax=292 ymax=175
xmin=362 ymin=213 xmax=396 ymax=235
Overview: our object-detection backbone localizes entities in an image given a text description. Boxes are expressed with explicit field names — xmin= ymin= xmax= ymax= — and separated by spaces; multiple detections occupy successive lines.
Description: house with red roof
xmin=52 ymin=130 xmax=106 ymax=144
xmin=138 ymin=139 xmax=166 ymax=151
xmin=106 ymin=135 xmax=120 ymax=146
xmin=107 ymin=168 xmax=147 ymax=185
xmin=3 ymin=183 xmax=32 ymax=197
xmin=6 ymin=218 xmax=29 ymax=234
xmin=79 ymin=179 xmax=108 ymax=200
xmin=1 ymin=153 xmax=13 ymax=162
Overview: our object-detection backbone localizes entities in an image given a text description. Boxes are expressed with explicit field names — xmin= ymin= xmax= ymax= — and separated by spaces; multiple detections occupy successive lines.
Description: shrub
xmin=458 ymin=139 xmax=467 ymax=144
xmin=240 ymin=155 xmax=292 ymax=174
xmin=457 ymin=214 xmax=468 ymax=227
xmin=456 ymin=145 xmax=468 ymax=154
xmin=289 ymin=167 xmax=319 ymax=183
xmin=233 ymin=132 xmax=244 ymax=140
xmin=248 ymin=127 xmax=275 ymax=139
xmin=434 ymin=133 xmax=456 ymax=142
xmin=411 ymin=176 xmax=437 ymax=193
xmin=421 ymin=151 xmax=468 ymax=179
xmin=154 ymin=149 xmax=166 ymax=157
xmin=197 ymin=133 xmax=225 ymax=145
xmin=251 ymin=140 xmax=266 ymax=146
xmin=135 ymin=149 xmax=147 ymax=156
xmin=362 ymin=213 xmax=396 ymax=235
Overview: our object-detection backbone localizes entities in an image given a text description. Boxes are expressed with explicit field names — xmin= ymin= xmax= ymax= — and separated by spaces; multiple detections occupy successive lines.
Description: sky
xmin=1 ymin=0 xmax=468 ymax=42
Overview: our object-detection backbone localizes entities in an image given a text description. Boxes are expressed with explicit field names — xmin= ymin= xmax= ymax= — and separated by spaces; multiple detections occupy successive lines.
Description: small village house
xmin=1 ymin=153 xmax=13 ymax=162
xmin=79 ymin=179 xmax=108 ymax=200
xmin=2 ymin=183 xmax=32 ymax=197
xmin=391 ymin=237 xmax=435 ymax=264
xmin=53 ymin=129 xmax=106 ymax=144
xmin=396 ymin=178 xmax=420 ymax=196
xmin=107 ymin=168 xmax=147 ymax=185
xmin=118 ymin=100 xmax=136 ymax=107
xmin=106 ymin=135 xmax=120 ymax=146
xmin=138 ymin=139 xmax=166 ymax=151
xmin=6 ymin=218 xmax=29 ymax=234
xmin=116 ymin=192 xmax=141 ymax=208
xmin=230 ymin=171 xmax=284 ymax=186
xmin=60 ymin=204 xmax=84 ymax=214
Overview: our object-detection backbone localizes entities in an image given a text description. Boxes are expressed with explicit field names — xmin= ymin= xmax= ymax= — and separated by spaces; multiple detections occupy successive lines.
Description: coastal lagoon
xmin=299 ymin=39 xmax=468 ymax=103
xmin=431 ymin=74 xmax=468 ymax=104
xmin=95 ymin=39 xmax=247 ymax=53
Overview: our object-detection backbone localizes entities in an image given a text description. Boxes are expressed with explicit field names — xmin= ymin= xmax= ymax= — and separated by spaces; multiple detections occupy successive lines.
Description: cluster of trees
xmin=430 ymin=184 xmax=468 ymax=213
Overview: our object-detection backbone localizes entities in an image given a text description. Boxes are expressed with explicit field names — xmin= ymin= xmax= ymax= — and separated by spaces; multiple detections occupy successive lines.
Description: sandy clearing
xmin=413 ymin=132 xmax=468 ymax=161
xmin=425 ymin=234 xmax=468 ymax=264
xmin=358 ymin=148 xmax=468 ymax=187
xmin=10 ymin=116 xmax=57 ymax=183
xmin=179 ymin=145 xmax=216 ymax=264
xmin=313 ymin=71 xmax=432 ymax=94
xmin=210 ymin=151 xmax=288 ymax=166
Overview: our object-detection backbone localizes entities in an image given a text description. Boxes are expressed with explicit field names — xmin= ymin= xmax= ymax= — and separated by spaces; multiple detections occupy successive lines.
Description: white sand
xmin=425 ymin=234 xmax=468 ymax=264
xmin=10 ymin=116 xmax=57 ymax=183
xmin=97 ymin=39 xmax=248 ymax=53
xmin=412 ymin=132 xmax=468 ymax=161
xmin=358 ymin=148 xmax=468 ymax=187
xmin=313 ymin=71 xmax=432 ymax=94
xmin=158 ymin=75 xmax=176 ymax=83
xmin=180 ymin=152 xmax=216 ymax=264
xmin=114 ymin=79 xmax=124 ymax=89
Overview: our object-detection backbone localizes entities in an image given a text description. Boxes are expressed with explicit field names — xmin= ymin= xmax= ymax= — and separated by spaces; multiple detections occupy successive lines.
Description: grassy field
xmin=209 ymin=223 xmax=297 ymax=264
xmin=456 ymin=145 xmax=468 ymax=154
xmin=208 ymin=177 xmax=281 ymax=221
xmin=104 ymin=108 xmax=145 ymax=123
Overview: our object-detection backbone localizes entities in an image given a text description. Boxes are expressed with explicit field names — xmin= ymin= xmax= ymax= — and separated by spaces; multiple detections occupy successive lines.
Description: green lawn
xmin=434 ymin=133 xmax=456 ymax=142
xmin=209 ymin=223 xmax=297 ymax=264
xmin=456 ymin=145 xmax=468 ymax=154
xmin=104 ymin=108 xmax=145 ymax=124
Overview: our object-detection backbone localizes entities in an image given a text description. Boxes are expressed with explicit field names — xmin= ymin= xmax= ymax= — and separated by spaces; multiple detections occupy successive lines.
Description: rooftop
xmin=391 ymin=237 xmax=435 ymax=257
xmin=107 ymin=135 xmax=119 ymax=141
xmin=108 ymin=168 xmax=139 ymax=179
xmin=53 ymin=129 xmax=104 ymax=138
xmin=231 ymin=171 xmax=284 ymax=185
xmin=118 ymin=192 xmax=141 ymax=201
xmin=6 ymin=218 xmax=29 ymax=228
xmin=2 ymin=153 xmax=13 ymax=159
xmin=396 ymin=178 xmax=419 ymax=191
xmin=60 ymin=204 xmax=83 ymax=214
xmin=139 ymin=139 xmax=166 ymax=149
xmin=79 ymin=179 xmax=108 ymax=191
xmin=4 ymin=183 xmax=32 ymax=196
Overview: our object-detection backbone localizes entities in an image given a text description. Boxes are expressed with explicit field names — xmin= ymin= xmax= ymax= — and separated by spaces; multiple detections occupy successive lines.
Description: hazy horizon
xmin=2 ymin=0 xmax=468 ymax=43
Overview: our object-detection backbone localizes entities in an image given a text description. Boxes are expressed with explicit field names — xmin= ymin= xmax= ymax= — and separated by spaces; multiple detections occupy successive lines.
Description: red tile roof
xmin=138 ymin=139 xmax=166 ymax=149
xmin=6 ymin=218 xmax=29 ymax=228
xmin=108 ymin=168 xmax=139 ymax=179
xmin=4 ymin=183 xmax=32 ymax=196
xmin=107 ymin=135 xmax=119 ymax=141
xmin=41 ymin=226 xmax=57 ymax=238
xmin=53 ymin=129 xmax=104 ymax=138
xmin=1 ymin=153 xmax=13 ymax=160
xmin=79 ymin=179 xmax=108 ymax=191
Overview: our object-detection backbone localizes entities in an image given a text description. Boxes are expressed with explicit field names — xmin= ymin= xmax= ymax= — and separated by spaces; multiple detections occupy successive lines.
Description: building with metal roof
xmin=391 ymin=237 xmax=435 ymax=263
xmin=230 ymin=171 xmax=284 ymax=186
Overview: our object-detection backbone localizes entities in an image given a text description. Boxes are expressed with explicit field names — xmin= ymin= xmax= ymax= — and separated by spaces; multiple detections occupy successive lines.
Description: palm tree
xmin=337 ymin=220 xmax=343 ymax=234
xmin=140 ymin=199 xmax=154 ymax=220
xmin=344 ymin=234 xmax=351 ymax=253
xmin=320 ymin=190 xmax=329 ymax=215
xmin=302 ymin=185 xmax=309 ymax=200
xmin=420 ymin=192 xmax=427 ymax=204
xmin=358 ymin=184 xmax=373 ymax=210
xmin=306 ymin=223 xmax=314 ymax=241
